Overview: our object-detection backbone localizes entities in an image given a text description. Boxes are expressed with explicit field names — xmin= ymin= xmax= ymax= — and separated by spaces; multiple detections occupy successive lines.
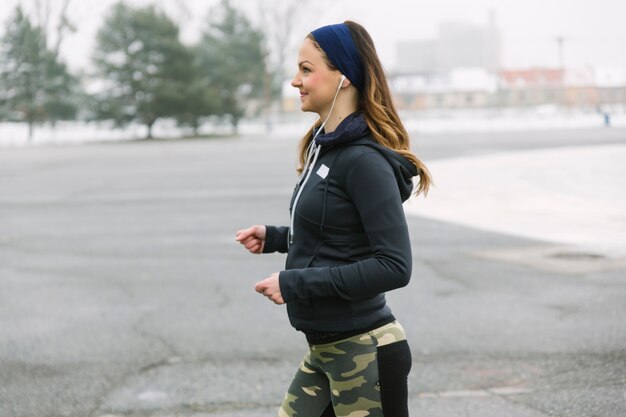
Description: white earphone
xmin=339 ymin=74 xmax=346 ymax=89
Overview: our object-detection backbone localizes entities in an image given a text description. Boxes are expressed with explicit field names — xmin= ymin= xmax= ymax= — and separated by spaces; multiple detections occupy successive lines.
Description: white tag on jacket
xmin=316 ymin=164 xmax=329 ymax=179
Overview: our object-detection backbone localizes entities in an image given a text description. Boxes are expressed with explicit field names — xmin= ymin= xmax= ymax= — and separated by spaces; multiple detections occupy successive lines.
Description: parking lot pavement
xmin=1 ymin=128 xmax=625 ymax=417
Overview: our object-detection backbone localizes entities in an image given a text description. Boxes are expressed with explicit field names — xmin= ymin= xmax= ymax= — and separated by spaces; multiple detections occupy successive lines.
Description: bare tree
xmin=24 ymin=0 xmax=75 ymax=54
xmin=52 ymin=0 xmax=74 ymax=55
xmin=233 ymin=0 xmax=331 ymax=132
xmin=256 ymin=0 xmax=299 ymax=85
xmin=257 ymin=0 xmax=301 ymax=129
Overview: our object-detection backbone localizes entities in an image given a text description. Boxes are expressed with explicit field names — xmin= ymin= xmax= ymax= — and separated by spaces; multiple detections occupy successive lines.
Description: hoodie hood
xmin=356 ymin=139 xmax=418 ymax=202
xmin=314 ymin=112 xmax=369 ymax=147
xmin=315 ymin=112 xmax=418 ymax=202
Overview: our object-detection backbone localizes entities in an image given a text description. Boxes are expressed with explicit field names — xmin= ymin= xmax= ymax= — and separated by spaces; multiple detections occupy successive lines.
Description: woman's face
xmin=291 ymin=37 xmax=343 ymax=115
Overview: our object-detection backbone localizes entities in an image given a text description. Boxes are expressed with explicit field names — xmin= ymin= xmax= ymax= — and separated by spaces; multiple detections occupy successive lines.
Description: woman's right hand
xmin=235 ymin=225 xmax=266 ymax=254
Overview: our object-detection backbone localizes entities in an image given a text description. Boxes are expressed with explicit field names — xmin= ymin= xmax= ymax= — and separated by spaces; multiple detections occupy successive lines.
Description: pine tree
xmin=92 ymin=2 xmax=198 ymax=139
xmin=0 ymin=6 xmax=77 ymax=140
xmin=196 ymin=0 xmax=266 ymax=132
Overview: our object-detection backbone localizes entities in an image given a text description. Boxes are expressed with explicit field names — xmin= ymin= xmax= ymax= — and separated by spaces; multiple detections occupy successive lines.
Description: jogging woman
xmin=236 ymin=20 xmax=431 ymax=416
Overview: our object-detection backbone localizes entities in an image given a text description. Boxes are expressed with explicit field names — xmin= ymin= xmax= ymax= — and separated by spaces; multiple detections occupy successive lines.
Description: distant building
xmin=390 ymin=68 xmax=497 ymax=110
xmin=497 ymin=67 xmax=625 ymax=108
xmin=595 ymin=67 xmax=626 ymax=105
xmin=396 ymin=11 xmax=501 ymax=74
xmin=497 ymin=68 xmax=565 ymax=107
xmin=386 ymin=67 xmax=626 ymax=111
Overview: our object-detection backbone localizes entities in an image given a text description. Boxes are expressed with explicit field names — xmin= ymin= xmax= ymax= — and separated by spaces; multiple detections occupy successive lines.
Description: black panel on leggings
xmin=377 ymin=340 xmax=412 ymax=417
xmin=320 ymin=403 xmax=335 ymax=417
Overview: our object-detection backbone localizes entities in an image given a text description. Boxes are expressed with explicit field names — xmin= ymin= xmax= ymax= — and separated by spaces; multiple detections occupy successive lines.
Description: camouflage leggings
xmin=278 ymin=321 xmax=412 ymax=417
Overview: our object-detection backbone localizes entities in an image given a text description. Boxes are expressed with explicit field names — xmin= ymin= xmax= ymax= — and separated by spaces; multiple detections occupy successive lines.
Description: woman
xmin=236 ymin=21 xmax=430 ymax=417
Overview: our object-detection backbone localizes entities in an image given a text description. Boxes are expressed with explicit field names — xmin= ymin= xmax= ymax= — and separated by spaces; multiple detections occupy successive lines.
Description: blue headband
xmin=311 ymin=23 xmax=365 ymax=92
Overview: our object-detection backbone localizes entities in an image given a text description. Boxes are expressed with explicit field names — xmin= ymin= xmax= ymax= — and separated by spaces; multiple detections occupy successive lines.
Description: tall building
xmin=396 ymin=10 xmax=501 ymax=74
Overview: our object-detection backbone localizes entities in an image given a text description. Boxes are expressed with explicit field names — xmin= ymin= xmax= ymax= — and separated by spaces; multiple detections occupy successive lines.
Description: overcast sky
xmin=2 ymin=0 xmax=625 ymax=73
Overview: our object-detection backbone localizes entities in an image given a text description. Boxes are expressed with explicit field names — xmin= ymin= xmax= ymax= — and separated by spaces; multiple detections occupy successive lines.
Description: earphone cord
xmin=289 ymin=76 xmax=345 ymax=246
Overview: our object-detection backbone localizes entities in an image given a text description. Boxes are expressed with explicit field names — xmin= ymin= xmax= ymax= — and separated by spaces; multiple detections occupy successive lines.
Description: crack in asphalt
xmin=86 ymin=316 xmax=183 ymax=417
xmin=85 ymin=271 xmax=185 ymax=417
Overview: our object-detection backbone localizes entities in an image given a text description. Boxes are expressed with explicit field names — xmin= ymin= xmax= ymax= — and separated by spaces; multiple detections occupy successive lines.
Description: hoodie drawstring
xmin=289 ymin=143 xmax=321 ymax=245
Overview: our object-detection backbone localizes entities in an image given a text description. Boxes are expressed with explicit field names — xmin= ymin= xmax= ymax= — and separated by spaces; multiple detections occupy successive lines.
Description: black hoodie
xmin=263 ymin=112 xmax=418 ymax=332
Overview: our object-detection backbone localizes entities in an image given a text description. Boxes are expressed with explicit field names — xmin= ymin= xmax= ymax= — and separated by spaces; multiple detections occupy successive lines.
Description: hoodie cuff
xmin=278 ymin=270 xmax=293 ymax=303
xmin=263 ymin=226 xmax=289 ymax=254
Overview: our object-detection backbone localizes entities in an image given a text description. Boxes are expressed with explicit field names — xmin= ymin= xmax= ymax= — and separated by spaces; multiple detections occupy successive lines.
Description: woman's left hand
xmin=255 ymin=273 xmax=284 ymax=305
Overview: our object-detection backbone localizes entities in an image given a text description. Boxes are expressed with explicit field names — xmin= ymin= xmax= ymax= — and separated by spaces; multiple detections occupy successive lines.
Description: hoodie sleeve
xmin=263 ymin=225 xmax=289 ymax=254
xmin=278 ymin=151 xmax=412 ymax=301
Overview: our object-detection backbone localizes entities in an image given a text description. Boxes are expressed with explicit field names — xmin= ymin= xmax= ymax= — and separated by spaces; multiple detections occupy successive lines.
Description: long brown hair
xmin=296 ymin=20 xmax=431 ymax=196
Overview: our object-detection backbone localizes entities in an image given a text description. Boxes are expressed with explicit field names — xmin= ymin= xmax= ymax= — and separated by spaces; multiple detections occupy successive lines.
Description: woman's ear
xmin=341 ymin=76 xmax=351 ymax=88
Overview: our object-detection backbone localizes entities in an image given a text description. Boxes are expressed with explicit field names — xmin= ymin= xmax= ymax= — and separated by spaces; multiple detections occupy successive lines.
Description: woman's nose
xmin=291 ymin=75 xmax=301 ymax=88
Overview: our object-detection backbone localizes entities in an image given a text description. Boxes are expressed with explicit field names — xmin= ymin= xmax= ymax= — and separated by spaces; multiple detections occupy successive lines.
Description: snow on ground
xmin=1 ymin=108 xmax=625 ymax=147
xmin=404 ymin=144 xmax=626 ymax=256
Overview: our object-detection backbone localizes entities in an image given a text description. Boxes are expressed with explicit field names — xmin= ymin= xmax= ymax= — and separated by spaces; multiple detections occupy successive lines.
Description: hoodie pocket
xmin=306 ymin=240 xmax=353 ymax=321
xmin=303 ymin=241 xmax=326 ymax=268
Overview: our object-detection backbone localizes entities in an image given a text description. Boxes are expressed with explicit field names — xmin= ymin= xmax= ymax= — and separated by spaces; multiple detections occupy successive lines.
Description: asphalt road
xmin=1 ymin=127 xmax=625 ymax=417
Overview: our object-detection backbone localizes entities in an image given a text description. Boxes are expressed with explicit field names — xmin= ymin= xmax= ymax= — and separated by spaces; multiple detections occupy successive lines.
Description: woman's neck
xmin=319 ymin=89 xmax=358 ymax=133
xmin=320 ymin=111 xmax=354 ymax=133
